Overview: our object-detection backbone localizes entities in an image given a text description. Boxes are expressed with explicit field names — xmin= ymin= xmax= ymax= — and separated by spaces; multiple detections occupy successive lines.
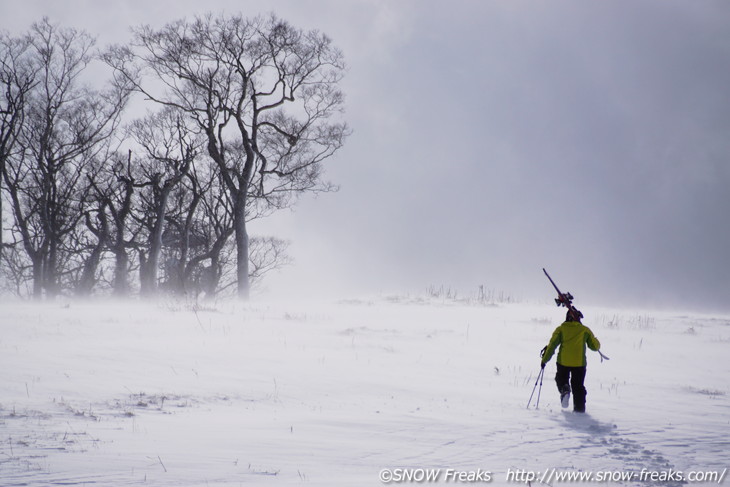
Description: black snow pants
xmin=555 ymin=363 xmax=587 ymax=412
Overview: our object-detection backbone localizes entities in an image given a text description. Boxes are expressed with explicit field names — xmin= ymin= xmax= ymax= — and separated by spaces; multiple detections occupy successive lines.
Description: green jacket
xmin=542 ymin=320 xmax=601 ymax=367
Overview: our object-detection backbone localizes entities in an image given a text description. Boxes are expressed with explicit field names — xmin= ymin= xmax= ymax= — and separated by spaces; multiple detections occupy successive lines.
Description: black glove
xmin=540 ymin=361 xmax=546 ymax=370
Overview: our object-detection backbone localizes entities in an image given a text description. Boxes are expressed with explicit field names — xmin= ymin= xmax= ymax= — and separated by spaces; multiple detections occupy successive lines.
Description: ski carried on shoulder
xmin=543 ymin=268 xmax=582 ymax=319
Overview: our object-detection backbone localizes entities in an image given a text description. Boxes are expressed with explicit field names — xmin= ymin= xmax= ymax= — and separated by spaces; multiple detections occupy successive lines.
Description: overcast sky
xmin=3 ymin=0 xmax=730 ymax=311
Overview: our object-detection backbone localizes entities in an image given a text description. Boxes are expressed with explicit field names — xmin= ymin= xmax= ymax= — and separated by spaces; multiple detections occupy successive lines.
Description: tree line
xmin=0 ymin=14 xmax=349 ymax=300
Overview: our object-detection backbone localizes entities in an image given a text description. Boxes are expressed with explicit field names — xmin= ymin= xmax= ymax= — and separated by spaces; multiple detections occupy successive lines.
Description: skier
xmin=540 ymin=308 xmax=601 ymax=413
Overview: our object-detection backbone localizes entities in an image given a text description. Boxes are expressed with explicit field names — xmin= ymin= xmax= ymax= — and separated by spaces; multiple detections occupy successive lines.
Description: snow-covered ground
xmin=1 ymin=296 xmax=728 ymax=486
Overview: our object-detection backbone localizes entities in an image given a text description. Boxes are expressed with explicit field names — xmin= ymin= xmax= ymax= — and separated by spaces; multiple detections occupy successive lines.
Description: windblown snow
xmin=1 ymin=296 xmax=728 ymax=486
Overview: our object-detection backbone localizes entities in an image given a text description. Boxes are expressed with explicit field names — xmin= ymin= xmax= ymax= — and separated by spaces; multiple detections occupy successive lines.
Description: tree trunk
xmin=0 ymin=193 xmax=3 ymax=259
xmin=234 ymin=197 xmax=250 ymax=300
xmin=138 ymin=252 xmax=149 ymax=294
xmin=174 ymin=235 xmax=189 ymax=295
xmin=109 ymin=178 xmax=134 ymax=298
xmin=205 ymin=254 xmax=222 ymax=300
xmin=31 ymin=256 xmax=44 ymax=300
xmin=76 ymin=241 xmax=104 ymax=296
xmin=174 ymin=187 xmax=200 ymax=296
xmin=139 ymin=257 xmax=156 ymax=296
xmin=140 ymin=187 xmax=170 ymax=297
xmin=45 ymin=240 xmax=59 ymax=299
xmin=113 ymin=249 xmax=129 ymax=297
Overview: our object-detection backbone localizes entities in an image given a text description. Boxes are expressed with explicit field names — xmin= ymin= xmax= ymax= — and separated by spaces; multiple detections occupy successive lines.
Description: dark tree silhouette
xmin=105 ymin=13 xmax=349 ymax=299
xmin=2 ymin=19 xmax=131 ymax=298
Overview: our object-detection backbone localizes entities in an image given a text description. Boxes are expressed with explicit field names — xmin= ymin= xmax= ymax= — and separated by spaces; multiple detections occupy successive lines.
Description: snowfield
xmin=1 ymin=296 xmax=728 ymax=486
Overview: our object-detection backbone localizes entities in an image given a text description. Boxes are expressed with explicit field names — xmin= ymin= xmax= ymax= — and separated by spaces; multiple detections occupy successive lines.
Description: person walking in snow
xmin=540 ymin=308 xmax=601 ymax=413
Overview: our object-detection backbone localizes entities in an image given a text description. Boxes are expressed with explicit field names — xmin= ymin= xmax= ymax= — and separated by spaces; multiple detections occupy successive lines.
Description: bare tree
xmin=85 ymin=149 xmax=138 ymax=297
xmin=105 ymin=13 xmax=349 ymax=299
xmin=70 ymin=197 xmax=107 ymax=296
xmin=1 ymin=19 xmax=131 ymax=298
xmin=183 ymin=158 xmax=236 ymax=298
xmin=128 ymin=108 xmax=198 ymax=297
xmin=0 ymin=32 xmax=36 ymax=260
xmin=248 ymin=236 xmax=292 ymax=288
xmin=158 ymin=156 xmax=225 ymax=296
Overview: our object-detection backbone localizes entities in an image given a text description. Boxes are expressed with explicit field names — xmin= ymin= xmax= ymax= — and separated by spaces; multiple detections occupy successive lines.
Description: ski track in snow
xmin=0 ymin=298 xmax=728 ymax=486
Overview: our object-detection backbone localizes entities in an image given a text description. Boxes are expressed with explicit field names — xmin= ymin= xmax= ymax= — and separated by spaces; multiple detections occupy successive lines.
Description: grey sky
xmin=3 ymin=1 xmax=730 ymax=310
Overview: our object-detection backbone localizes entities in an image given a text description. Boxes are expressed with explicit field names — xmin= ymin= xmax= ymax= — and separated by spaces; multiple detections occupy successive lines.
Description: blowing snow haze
xmin=2 ymin=0 xmax=730 ymax=310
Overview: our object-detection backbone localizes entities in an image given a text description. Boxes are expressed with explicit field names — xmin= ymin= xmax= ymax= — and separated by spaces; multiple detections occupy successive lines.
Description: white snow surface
xmin=1 ymin=296 xmax=728 ymax=486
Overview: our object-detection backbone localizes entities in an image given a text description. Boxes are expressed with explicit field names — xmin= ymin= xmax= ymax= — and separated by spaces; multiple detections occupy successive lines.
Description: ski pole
xmin=526 ymin=367 xmax=545 ymax=409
